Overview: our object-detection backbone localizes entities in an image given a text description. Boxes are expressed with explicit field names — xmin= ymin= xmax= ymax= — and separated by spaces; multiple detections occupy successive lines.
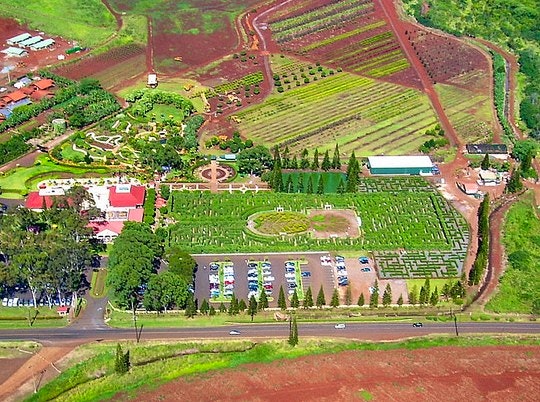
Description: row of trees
xmin=0 ymin=187 xmax=102 ymax=307
xmin=468 ymin=194 xmax=490 ymax=285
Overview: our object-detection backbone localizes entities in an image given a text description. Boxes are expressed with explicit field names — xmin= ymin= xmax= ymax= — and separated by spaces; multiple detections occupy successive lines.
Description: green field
xmin=435 ymin=83 xmax=496 ymax=143
xmin=486 ymin=192 xmax=540 ymax=314
xmin=166 ymin=178 xmax=469 ymax=278
xmin=0 ymin=0 xmax=116 ymax=47
xmin=0 ymin=156 xmax=110 ymax=198
xmin=236 ymin=72 xmax=437 ymax=156
xmin=0 ymin=306 xmax=66 ymax=329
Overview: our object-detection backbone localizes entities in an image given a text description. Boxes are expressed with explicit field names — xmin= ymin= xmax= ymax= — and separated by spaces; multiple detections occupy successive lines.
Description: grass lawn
xmin=405 ymin=279 xmax=453 ymax=293
xmin=28 ymin=335 xmax=540 ymax=401
xmin=0 ymin=306 xmax=67 ymax=329
xmin=486 ymin=192 xmax=540 ymax=314
xmin=90 ymin=269 xmax=108 ymax=298
xmin=0 ymin=0 xmax=117 ymax=47
xmin=0 ymin=155 xmax=110 ymax=198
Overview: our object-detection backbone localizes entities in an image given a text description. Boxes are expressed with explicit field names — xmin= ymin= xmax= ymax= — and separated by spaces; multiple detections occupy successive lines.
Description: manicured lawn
xmin=282 ymin=172 xmax=346 ymax=193
xmin=90 ymin=269 xmax=108 ymax=298
xmin=486 ymin=192 xmax=540 ymax=314
xmin=0 ymin=0 xmax=116 ymax=47
xmin=0 ymin=155 xmax=109 ymax=198
xmin=0 ymin=306 xmax=67 ymax=329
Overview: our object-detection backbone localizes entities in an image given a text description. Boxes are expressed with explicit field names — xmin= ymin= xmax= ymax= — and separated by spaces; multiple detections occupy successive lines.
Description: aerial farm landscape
xmin=0 ymin=0 xmax=538 ymax=400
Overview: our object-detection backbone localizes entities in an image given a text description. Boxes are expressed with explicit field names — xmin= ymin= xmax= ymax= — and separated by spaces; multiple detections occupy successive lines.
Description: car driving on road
xmin=334 ymin=323 xmax=346 ymax=329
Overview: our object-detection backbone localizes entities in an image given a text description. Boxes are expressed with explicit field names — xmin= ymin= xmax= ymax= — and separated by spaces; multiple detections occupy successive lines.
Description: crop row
xmin=326 ymin=35 xmax=397 ymax=63
xmin=206 ymin=72 xmax=264 ymax=97
xmin=300 ymin=20 xmax=386 ymax=53
xmin=271 ymin=0 xmax=361 ymax=32
xmin=274 ymin=4 xmax=374 ymax=43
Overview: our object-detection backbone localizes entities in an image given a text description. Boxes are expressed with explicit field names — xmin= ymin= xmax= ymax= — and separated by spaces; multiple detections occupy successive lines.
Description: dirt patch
xmin=309 ymin=209 xmax=359 ymax=239
xmin=132 ymin=345 xmax=540 ymax=401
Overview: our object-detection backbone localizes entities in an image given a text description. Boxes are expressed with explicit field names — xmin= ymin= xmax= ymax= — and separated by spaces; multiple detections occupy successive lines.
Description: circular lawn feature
xmin=251 ymin=211 xmax=310 ymax=235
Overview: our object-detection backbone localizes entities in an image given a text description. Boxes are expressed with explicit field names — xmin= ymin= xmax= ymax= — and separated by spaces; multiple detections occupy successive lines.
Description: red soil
xmin=131 ymin=345 xmax=540 ymax=401
xmin=0 ymin=18 xmax=72 ymax=80
xmin=53 ymin=44 xmax=146 ymax=81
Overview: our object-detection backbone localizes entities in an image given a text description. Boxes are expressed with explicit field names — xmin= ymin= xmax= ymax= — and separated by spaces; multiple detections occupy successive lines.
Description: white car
xmin=286 ymin=277 xmax=296 ymax=283
xmin=263 ymin=275 xmax=275 ymax=281
xmin=229 ymin=330 xmax=241 ymax=335
xmin=334 ymin=323 xmax=346 ymax=329
xmin=1 ymin=298 xmax=7 ymax=306
xmin=285 ymin=272 xmax=296 ymax=278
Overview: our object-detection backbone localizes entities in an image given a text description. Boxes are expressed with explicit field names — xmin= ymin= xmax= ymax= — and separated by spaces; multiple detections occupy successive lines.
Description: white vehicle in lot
xmin=248 ymin=290 xmax=258 ymax=299
xmin=223 ymin=268 xmax=234 ymax=275
xmin=287 ymin=289 xmax=295 ymax=295
xmin=224 ymin=284 xmax=234 ymax=290
xmin=286 ymin=277 xmax=296 ymax=283
xmin=248 ymin=268 xmax=258 ymax=275
xmin=223 ymin=290 xmax=233 ymax=297
xmin=12 ymin=297 xmax=19 ymax=307
xmin=263 ymin=275 xmax=275 ymax=281
xmin=2 ymin=298 xmax=7 ymax=306
xmin=285 ymin=272 xmax=296 ymax=278
xmin=224 ymin=275 xmax=235 ymax=281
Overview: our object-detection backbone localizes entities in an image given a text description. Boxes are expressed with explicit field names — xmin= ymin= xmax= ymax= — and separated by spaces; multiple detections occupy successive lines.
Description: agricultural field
xmin=165 ymin=179 xmax=469 ymax=278
xmin=235 ymin=71 xmax=438 ymax=156
xmin=53 ymin=44 xmax=147 ymax=90
xmin=266 ymin=0 xmax=420 ymax=87
xmin=107 ymin=0 xmax=261 ymax=73
xmin=435 ymin=83 xmax=497 ymax=143
xmin=0 ymin=0 xmax=116 ymax=47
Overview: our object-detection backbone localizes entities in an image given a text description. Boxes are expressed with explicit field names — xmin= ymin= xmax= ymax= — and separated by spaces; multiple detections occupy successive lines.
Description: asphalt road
xmin=1 ymin=322 xmax=539 ymax=343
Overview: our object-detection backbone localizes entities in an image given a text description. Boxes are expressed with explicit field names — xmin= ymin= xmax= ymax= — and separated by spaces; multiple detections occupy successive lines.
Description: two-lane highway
xmin=1 ymin=322 xmax=539 ymax=343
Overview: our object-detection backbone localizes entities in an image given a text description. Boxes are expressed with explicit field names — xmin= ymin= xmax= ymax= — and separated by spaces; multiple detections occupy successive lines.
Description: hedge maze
xmin=166 ymin=177 xmax=469 ymax=278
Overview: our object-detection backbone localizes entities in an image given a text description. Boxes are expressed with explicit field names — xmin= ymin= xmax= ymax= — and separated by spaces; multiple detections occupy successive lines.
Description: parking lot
xmin=194 ymin=253 xmax=409 ymax=307
xmin=194 ymin=253 xmax=336 ymax=307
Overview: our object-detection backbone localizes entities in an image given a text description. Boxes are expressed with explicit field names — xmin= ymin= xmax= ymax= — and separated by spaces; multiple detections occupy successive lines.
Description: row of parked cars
xmin=248 ymin=261 xmax=274 ymax=299
xmin=284 ymin=261 xmax=300 ymax=295
xmin=209 ymin=262 xmax=235 ymax=298
xmin=2 ymin=296 xmax=72 ymax=307
xmin=335 ymin=255 xmax=349 ymax=287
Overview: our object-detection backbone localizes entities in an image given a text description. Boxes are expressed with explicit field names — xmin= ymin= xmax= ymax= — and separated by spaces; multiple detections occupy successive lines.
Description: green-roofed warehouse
xmin=367 ymin=155 xmax=433 ymax=175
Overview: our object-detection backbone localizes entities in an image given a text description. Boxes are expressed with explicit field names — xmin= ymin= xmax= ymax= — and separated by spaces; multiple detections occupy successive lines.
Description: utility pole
xmin=450 ymin=308 xmax=459 ymax=336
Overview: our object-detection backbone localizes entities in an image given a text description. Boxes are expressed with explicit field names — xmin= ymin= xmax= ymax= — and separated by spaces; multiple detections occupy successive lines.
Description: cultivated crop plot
xmin=267 ymin=0 xmax=420 ymax=86
xmin=237 ymin=72 xmax=437 ymax=155
xmin=167 ymin=184 xmax=469 ymax=278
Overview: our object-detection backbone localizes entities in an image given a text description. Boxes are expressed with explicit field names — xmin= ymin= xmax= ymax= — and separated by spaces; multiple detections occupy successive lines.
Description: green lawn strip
xmin=90 ymin=269 xmax=108 ymax=298
xmin=405 ymin=279 xmax=451 ymax=293
xmin=0 ymin=306 xmax=66 ymax=329
xmin=486 ymin=192 xmax=540 ymax=314
xmin=294 ymin=260 xmax=305 ymax=300
xmin=28 ymin=335 xmax=540 ymax=401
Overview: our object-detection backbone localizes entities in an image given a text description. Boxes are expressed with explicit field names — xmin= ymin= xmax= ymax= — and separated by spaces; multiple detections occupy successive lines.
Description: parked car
xmin=247 ymin=263 xmax=257 ymax=269
xmin=361 ymin=267 xmax=371 ymax=272
xmin=335 ymin=255 xmax=345 ymax=263
xmin=286 ymin=267 xmax=295 ymax=273
xmin=301 ymin=271 xmax=311 ymax=277
xmin=412 ymin=322 xmax=423 ymax=328
xmin=263 ymin=275 xmax=275 ymax=281
xmin=229 ymin=330 xmax=241 ymax=335
xmin=358 ymin=257 xmax=369 ymax=264
xmin=288 ymin=289 xmax=295 ymax=295
xmin=286 ymin=277 xmax=296 ymax=283
xmin=285 ymin=273 xmax=296 ymax=279
xmin=209 ymin=263 xmax=219 ymax=271
xmin=248 ymin=268 xmax=258 ymax=275
xmin=1 ymin=298 xmax=7 ymax=307
xmin=264 ymin=284 xmax=273 ymax=290
xmin=262 ymin=262 xmax=271 ymax=269
xmin=287 ymin=283 xmax=297 ymax=289
xmin=334 ymin=323 xmax=346 ymax=329
xmin=285 ymin=262 xmax=296 ymax=268
xmin=224 ymin=284 xmax=234 ymax=290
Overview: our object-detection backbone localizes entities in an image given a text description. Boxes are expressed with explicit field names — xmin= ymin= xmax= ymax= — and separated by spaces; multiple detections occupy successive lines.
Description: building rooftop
xmin=7 ymin=33 xmax=31 ymax=43
xmin=33 ymin=79 xmax=54 ymax=90
xmin=466 ymin=144 xmax=508 ymax=155
xmin=109 ymin=184 xmax=146 ymax=208
xmin=368 ymin=155 xmax=433 ymax=169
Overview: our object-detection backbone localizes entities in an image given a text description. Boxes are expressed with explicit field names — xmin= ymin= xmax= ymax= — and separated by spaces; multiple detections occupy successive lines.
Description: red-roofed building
xmin=6 ymin=90 xmax=27 ymax=103
xmin=33 ymin=79 xmax=54 ymax=91
xmin=109 ymin=184 xmax=145 ymax=208
xmin=88 ymin=220 xmax=125 ymax=243
xmin=20 ymin=87 xmax=34 ymax=95
xmin=25 ymin=192 xmax=55 ymax=211
xmin=128 ymin=208 xmax=144 ymax=222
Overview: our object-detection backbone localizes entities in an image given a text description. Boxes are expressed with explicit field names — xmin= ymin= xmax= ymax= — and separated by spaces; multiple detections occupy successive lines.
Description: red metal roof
xmin=30 ymin=90 xmax=52 ymax=101
xmin=127 ymin=208 xmax=144 ymax=222
xmin=34 ymin=79 xmax=54 ymax=90
xmin=108 ymin=185 xmax=145 ymax=208
xmin=7 ymin=90 xmax=27 ymax=103
xmin=25 ymin=192 xmax=54 ymax=210
xmin=88 ymin=220 xmax=125 ymax=235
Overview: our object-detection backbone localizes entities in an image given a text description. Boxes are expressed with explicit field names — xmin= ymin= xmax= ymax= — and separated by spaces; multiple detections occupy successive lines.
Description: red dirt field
xmin=0 ymin=17 xmax=72 ymax=82
xmin=53 ymin=44 xmax=146 ymax=88
xmin=131 ymin=345 xmax=540 ymax=402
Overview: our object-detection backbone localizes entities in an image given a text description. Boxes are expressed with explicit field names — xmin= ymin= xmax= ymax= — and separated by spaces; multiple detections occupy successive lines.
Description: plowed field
xmin=131 ymin=345 xmax=540 ymax=401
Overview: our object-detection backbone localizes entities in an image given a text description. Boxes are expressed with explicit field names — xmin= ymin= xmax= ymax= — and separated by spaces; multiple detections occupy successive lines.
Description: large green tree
xmin=237 ymin=145 xmax=273 ymax=175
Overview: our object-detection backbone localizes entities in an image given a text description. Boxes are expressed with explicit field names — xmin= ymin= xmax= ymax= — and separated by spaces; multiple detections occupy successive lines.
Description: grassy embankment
xmin=0 ymin=306 xmax=66 ymax=329
xmin=27 ymin=335 xmax=540 ymax=401
xmin=90 ymin=269 xmax=108 ymax=298
xmin=486 ymin=192 xmax=540 ymax=314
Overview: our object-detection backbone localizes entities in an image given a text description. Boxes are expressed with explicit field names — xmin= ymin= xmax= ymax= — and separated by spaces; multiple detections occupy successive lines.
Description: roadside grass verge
xmin=90 ymin=269 xmax=108 ymax=298
xmin=29 ymin=335 xmax=540 ymax=401
xmin=0 ymin=341 xmax=41 ymax=358
xmin=0 ymin=306 xmax=66 ymax=329
xmin=486 ymin=192 xmax=540 ymax=314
